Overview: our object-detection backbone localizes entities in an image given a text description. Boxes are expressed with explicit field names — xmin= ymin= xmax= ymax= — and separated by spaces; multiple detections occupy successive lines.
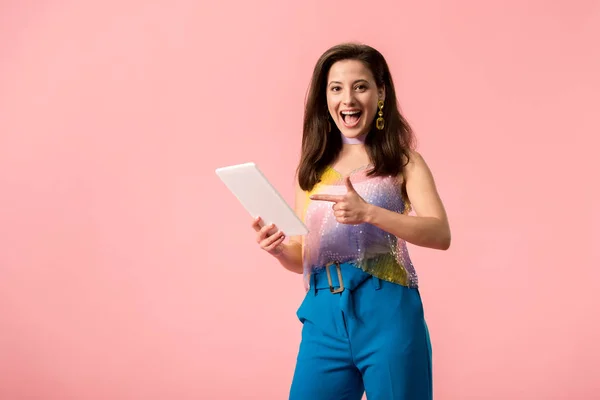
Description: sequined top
xmin=302 ymin=164 xmax=418 ymax=290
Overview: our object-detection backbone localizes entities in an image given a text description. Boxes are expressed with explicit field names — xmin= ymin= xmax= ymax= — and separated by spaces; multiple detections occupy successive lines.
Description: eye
xmin=330 ymin=86 xmax=341 ymax=92
xmin=355 ymin=84 xmax=367 ymax=91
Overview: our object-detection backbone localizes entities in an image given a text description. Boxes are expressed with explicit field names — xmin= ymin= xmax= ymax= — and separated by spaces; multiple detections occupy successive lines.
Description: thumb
xmin=344 ymin=176 xmax=356 ymax=193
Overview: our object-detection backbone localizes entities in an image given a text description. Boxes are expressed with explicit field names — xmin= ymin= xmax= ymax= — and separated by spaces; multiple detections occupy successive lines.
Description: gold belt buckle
xmin=326 ymin=261 xmax=344 ymax=294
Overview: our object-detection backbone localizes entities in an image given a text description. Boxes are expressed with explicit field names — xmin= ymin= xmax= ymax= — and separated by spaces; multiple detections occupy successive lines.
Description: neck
xmin=341 ymin=133 xmax=367 ymax=145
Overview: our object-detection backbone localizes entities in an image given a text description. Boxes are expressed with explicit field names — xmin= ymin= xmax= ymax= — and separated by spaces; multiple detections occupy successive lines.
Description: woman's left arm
xmin=364 ymin=151 xmax=451 ymax=250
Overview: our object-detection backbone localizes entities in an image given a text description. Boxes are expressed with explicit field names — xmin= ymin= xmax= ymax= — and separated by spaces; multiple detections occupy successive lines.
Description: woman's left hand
xmin=310 ymin=176 xmax=371 ymax=225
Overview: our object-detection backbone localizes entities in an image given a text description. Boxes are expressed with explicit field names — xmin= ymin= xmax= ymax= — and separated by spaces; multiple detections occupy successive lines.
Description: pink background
xmin=1 ymin=1 xmax=599 ymax=399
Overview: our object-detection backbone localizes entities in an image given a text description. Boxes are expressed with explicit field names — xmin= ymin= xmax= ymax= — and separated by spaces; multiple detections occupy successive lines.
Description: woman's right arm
xmin=252 ymin=178 xmax=306 ymax=274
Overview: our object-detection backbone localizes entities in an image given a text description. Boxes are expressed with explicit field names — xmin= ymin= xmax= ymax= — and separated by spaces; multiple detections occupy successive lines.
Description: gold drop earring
xmin=376 ymin=100 xmax=385 ymax=130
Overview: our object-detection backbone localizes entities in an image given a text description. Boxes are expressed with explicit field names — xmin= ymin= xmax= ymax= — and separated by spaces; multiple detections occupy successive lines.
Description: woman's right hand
xmin=252 ymin=216 xmax=286 ymax=256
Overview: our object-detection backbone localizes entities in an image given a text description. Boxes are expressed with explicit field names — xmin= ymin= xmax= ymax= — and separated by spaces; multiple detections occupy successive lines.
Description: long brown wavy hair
xmin=297 ymin=43 xmax=416 ymax=203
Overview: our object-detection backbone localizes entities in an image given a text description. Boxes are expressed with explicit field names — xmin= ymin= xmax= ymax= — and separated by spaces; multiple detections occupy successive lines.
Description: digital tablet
xmin=215 ymin=162 xmax=309 ymax=236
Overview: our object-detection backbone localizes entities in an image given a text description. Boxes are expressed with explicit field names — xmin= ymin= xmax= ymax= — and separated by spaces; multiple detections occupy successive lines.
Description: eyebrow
xmin=328 ymin=79 xmax=370 ymax=86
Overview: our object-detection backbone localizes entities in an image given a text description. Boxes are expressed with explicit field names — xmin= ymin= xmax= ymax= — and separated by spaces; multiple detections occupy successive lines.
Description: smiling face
xmin=326 ymin=59 xmax=385 ymax=140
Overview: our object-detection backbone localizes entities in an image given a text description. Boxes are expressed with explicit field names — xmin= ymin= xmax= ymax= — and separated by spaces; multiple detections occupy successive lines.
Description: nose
xmin=342 ymin=90 xmax=355 ymax=105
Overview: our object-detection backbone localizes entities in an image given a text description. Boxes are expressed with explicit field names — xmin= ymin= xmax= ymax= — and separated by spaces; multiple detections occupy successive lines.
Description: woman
xmin=252 ymin=43 xmax=450 ymax=400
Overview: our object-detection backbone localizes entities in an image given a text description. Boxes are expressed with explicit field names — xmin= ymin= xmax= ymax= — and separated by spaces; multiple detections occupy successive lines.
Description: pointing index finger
xmin=310 ymin=194 xmax=343 ymax=202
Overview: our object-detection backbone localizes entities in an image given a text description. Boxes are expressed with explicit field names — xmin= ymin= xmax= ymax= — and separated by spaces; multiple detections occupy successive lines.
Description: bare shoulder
xmin=404 ymin=149 xmax=428 ymax=170
xmin=398 ymin=149 xmax=432 ymax=182
xmin=402 ymin=149 xmax=447 ymax=220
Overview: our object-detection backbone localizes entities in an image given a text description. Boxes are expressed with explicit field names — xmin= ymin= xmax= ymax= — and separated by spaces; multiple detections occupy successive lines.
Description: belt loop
xmin=310 ymin=273 xmax=317 ymax=295
xmin=372 ymin=276 xmax=381 ymax=290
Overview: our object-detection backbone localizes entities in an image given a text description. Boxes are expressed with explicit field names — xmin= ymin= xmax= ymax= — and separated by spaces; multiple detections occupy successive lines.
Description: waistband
xmin=309 ymin=262 xmax=381 ymax=320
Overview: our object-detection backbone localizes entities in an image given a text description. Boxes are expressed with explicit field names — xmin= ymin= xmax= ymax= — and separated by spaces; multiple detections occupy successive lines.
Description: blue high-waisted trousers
xmin=289 ymin=262 xmax=432 ymax=400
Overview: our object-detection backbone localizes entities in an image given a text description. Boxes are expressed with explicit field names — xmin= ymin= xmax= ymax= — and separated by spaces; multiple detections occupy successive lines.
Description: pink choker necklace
xmin=341 ymin=133 xmax=367 ymax=144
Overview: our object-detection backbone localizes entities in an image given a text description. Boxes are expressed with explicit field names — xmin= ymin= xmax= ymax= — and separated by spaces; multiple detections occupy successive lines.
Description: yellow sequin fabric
xmin=302 ymin=165 xmax=418 ymax=290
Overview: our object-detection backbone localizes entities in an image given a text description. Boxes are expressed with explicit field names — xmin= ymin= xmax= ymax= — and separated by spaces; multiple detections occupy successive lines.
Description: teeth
xmin=341 ymin=110 xmax=361 ymax=115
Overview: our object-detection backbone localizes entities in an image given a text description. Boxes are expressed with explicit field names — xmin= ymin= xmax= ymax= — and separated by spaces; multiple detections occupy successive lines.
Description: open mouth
xmin=340 ymin=110 xmax=362 ymax=127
